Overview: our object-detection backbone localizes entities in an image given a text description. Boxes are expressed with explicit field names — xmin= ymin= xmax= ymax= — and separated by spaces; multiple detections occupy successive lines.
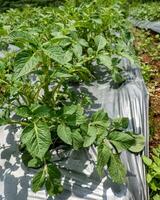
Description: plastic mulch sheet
xmin=130 ymin=19 xmax=160 ymax=33
xmin=0 ymin=58 xmax=149 ymax=200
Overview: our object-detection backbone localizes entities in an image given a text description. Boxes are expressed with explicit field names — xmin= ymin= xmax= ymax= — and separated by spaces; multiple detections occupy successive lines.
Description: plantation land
xmin=0 ymin=1 xmax=160 ymax=200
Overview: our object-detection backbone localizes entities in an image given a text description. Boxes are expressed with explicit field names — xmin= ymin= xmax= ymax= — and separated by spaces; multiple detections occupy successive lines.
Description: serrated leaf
xmin=32 ymin=105 xmax=51 ymax=118
xmin=63 ymin=105 xmax=77 ymax=115
xmin=11 ymin=31 xmax=38 ymax=47
xmin=43 ymin=46 xmax=72 ymax=65
xmin=112 ymin=117 xmax=129 ymax=129
xmin=91 ymin=121 xmax=109 ymax=128
xmin=92 ymin=110 xmax=108 ymax=122
xmin=83 ymin=134 xmax=96 ymax=147
xmin=66 ymin=114 xmax=86 ymax=126
xmin=72 ymin=129 xmax=84 ymax=150
xmin=21 ymin=121 xmax=52 ymax=159
xmin=83 ymin=125 xmax=97 ymax=147
xmin=87 ymin=125 xmax=97 ymax=136
xmin=57 ymin=124 xmax=72 ymax=145
xmin=108 ymin=154 xmax=126 ymax=184
xmin=47 ymin=163 xmax=61 ymax=179
xmin=45 ymin=179 xmax=63 ymax=196
xmin=32 ymin=164 xmax=62 ymax=195
xmin=16 ymin=106 xmax=31 ymax=118
xmin=45 ymin=164 xmax=63 ymax=196
xmin=65 ymin=105 xmax=86 ymax=126
xmin=129 ymin=134 xmax=145 ymax=153
xmin=14 ymin=50 xmax=41 ymax=78
xmin=95 ymin=35 xmax=107 ymax=51
xmin=32 ymin=169 xmax=45 ymax=192
xmin=108 ymin=131 xmax=135 ymax=152
xmin=97 ymin=144 xmax=111 ymax=176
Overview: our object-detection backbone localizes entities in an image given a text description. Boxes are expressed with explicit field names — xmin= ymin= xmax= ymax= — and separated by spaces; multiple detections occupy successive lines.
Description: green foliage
xmin=32 ymin=163 xmax=63 ymax=195
xmin=143 ymin=146 xmax=160 ymax=200
xmin=0 ymin=0 xmax=145 ymax=196
xmin=130 ymin=2 xmax=160 ymax=21
xmin=0 ymin=0 xmax=63 ymax=11
xmin=140 ymin=63 xmax=153 ymax=83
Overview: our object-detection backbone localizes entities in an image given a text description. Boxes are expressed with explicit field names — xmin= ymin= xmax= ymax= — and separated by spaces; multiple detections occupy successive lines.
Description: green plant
xmin=140 ymin=63 xmax=153 ymax=83
xmin=0 ymin=1 xmax=144 ymax=197
xmin=0 ymin=0 xmax=64 ymax=11
xmin=143 ymin=146 xmax=160 ymax=200
xmin=130 ymin=2 xmax=160 ymax=21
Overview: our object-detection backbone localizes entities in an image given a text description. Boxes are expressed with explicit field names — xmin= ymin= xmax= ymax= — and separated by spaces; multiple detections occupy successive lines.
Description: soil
xmin=133 ymin=28 xmax=160 ymax=151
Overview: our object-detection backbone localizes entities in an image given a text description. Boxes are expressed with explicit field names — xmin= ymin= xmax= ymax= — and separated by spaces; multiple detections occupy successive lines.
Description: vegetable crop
xmin=0 ymin=0 xmax=144 ymax=196
xmin=130 ymin=2 xmax=160 ymax=21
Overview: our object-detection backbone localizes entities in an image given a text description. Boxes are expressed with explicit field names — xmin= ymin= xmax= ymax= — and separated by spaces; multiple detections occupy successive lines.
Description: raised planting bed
xmin=0 ymin=1 xmax=149 ymax=200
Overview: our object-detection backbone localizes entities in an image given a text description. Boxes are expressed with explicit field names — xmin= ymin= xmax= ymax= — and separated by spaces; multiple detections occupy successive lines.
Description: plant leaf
xmin=32 ymin=169 xmax=45 ymax=192
xmin=45 ymin=164 xmax=63 ymax=196
xmin=78 ymin=38 xmax=88 ymax=47
xmin=32 ymin=105 xmax=51 ymax=118
xmin=112 ymin=117 xmax=129 ymax=129
xmin=11 ymin=31 xmax=38 ymax=47
xmin=129 ymin=134 xmax=145 ymax=153
xmin=108 ymin=131 xmax=135 ymax=152
xmin=83 ymin=125 xmax=97 ymax=147
xmin=97 ymin=144 xmax=111 ymax=176
xmin=72 ymin=129 xmax=84 ymax=150
xmin=63 ymin=105 xmax=77 ymax=115
xmin=16 ymin=106 xmax=31 ymax=118
xmin=92 ymin=110 xmax=108 ymax=122
xmin=28 ymin=157 xmax=43 ymax=168
xmin=21 ymin=121 xmax=52 ymax=159
xmin=14 ymin=50 xmax=41 ymax=78
xmin=43 ymin=46 xmax=72 ymax=65
xmin=57 ymin=124 xmax=72 ymax=145
xmin=142 ymin=156 xmax=152 ymax=167
xmin=73 ymin=43 xmax=82 ymax=59
xmin=108 ymin=154 xmax=126 ymax=184
xmin=98 ymin=54 xmax=112 ymax=69
xmin=95 ymin=35 xmax=107 ymax=51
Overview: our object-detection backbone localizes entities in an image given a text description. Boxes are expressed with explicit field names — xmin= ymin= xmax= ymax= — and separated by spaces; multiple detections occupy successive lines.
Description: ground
xmin=133 ymin=28 xmax=160 ymax=151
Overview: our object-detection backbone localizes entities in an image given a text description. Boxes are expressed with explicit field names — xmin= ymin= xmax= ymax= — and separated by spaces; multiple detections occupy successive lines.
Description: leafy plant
xmin=0 ymin=0 xmax=145 ymax=197
xmin=0 ymin=0 xmax=63 ymax=11
xmin=143 ymin=146 xmax=160 ymax=200
xmin=130 ymin=2 xmax=160 ymax=21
